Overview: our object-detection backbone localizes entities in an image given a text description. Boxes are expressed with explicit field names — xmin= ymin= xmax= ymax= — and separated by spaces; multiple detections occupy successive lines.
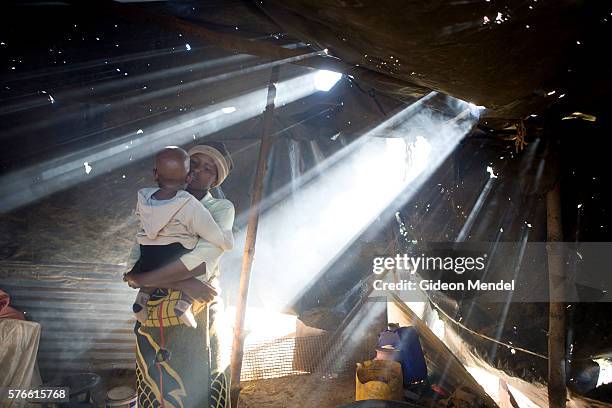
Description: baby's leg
xmin=168 ymin=278 xmax=217 ymax=328
xmin=174 ymin=292 xmax=197 ymax=328
xmin=132 ymin=288 xmax=153 ymax=323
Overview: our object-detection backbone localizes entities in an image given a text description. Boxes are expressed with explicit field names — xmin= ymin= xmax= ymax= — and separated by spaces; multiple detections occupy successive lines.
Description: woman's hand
xmin=199 ymin=281 xmax=218 ymax=303
xmin=174 ymin=279 xmax=218 ymax=303
xmin=123 ymin=272 xmax=141 ymax=289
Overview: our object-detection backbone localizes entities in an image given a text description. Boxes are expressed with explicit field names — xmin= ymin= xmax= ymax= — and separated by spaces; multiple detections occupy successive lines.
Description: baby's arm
xmin=187 ymin=199 xmax=234 ymax=251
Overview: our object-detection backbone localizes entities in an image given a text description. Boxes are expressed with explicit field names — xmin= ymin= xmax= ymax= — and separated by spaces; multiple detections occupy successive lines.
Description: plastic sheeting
xmin=256 ymin=0 xmax=608 ymax=119
xmin=0 ymin=319 xmax=42 ymax=408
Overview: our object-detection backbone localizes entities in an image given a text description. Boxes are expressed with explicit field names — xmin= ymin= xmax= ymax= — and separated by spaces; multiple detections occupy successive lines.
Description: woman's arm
xmin=188 ymin=200 xmax=234 ymax=251
xmin=150 ymin=277 xmax=217 ymax=303
xmin=125 ymin=199 xmax=235 ymax=288
xmin=127 ymin=261 xmax=206 ymax=287
xmin=125 ymin=272 xmax=217 ymax=303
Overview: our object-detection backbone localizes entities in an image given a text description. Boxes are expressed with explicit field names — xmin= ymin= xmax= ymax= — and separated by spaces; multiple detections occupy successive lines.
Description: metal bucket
xmin=104 ymin=386 xmax=137 ymax=408
xmin=374 ymin=346 xmax=402 ymax=362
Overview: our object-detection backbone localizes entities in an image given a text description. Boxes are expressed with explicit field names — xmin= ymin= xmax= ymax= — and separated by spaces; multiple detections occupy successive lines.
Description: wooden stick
xmin=229 ymin=66 xmax=280 ymax=407
xmin=546 ymin=177 xmax=567 ymax=407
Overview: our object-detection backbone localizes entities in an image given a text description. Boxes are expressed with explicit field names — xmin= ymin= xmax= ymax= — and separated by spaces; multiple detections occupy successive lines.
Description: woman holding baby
xmin=124 ymin=142 xmax=235 ymax=408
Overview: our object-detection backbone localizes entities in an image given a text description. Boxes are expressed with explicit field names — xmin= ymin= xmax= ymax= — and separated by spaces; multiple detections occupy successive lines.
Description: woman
xmin=126 ymin=142 xmax=235 ymax=408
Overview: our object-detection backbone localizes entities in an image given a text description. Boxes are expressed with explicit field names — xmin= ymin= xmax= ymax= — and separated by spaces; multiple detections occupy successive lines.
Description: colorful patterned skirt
xmin=135 ymin=289 xmax=211 ymax=408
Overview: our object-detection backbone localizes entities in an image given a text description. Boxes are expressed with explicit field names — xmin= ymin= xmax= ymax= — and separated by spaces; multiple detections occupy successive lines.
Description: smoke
xmin=222 ymin=93 xmax=481 ymax=311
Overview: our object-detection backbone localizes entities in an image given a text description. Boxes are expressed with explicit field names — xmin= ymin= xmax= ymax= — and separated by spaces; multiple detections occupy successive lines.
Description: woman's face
xmin=188 ymin=153 xmax=218 ymax=191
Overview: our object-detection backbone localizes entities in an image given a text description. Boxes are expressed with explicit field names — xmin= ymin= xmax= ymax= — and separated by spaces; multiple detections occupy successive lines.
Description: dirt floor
xmin=86 ymin=370 xmax=356 ymax=407
xmin=90 ymin=369 xmax=137 ymax=406
xmin=237 ymin=374 xmax=355 ymax=408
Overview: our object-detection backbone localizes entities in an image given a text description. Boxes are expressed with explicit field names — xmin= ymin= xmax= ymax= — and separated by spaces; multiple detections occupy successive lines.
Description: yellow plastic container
xmin=355 ymin=359 xmax=403 ymax=401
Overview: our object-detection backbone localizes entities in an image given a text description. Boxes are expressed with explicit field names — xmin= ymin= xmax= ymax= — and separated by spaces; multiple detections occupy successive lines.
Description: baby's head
xmin=153 ymin=146 xmax=190 ymax=190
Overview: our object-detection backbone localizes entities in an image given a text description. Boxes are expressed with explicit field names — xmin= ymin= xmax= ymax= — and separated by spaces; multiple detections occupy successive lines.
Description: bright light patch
xmin=466 ymin=366 xmax=545 ymax=407
xmin=227 ymin=306 xmax=296 ymax=343
xmin=185 ymin=43 xmax=191 ymax=51
xmin=467 ymin=366 xmax=501 ymax=401
xmin=596 ymin=358 xmax=612 ymax=387
xmin=83 ymin=162 xmax=92 ymax=174
xmin=562 ymin=112 xmax=596 ymax=122
xmin=432 ymin=319 xmax=445 ymax=339
xmin=314 ymin=70 xmax=342 ymax=92
xmin=221 ymin=306 xmax=298 ymax=379
xmin=221 ymin=106 xmax=236 ymax=114
xmin=222 ymin=92 xmax=480 ymax=311
xmin=507 ymin=384 xmax=540 ymax=408
xmin=468 ymin=103 xmax=486 ymax=115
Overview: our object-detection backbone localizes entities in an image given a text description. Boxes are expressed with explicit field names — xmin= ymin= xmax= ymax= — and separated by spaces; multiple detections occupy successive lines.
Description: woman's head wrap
xmin=187 ymin=144 xmax=232 ymax=187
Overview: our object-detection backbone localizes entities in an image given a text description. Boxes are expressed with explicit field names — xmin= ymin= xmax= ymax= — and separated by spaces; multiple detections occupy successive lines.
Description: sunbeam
xmin=222 ymin=93 xmax=481 ymax=314
xmin=0 ymin=70 xmax=326 ymax=212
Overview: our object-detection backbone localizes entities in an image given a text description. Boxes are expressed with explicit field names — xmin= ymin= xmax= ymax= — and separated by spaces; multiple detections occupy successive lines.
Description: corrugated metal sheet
xmin=1 ymin=261 xmax=339 ymax=383
xmin=1 ymin=261 xmax=136 ymax=379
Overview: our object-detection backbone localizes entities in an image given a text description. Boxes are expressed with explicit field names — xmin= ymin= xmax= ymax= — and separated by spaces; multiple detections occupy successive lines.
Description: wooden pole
xmin=546 ymin=176 xmax=567 ymax=407
xmin=230 ymin=65 xmax=280 ymax=407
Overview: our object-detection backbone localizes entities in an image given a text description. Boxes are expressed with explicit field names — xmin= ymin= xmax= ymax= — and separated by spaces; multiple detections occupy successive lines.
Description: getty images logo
xmin=372 ymin=254 xmax=487 ymax=275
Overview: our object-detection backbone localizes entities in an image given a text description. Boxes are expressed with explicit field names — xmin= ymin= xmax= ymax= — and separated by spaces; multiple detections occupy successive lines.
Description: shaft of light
xmin=1 ymin=49 xmax=323 ymax=140
xmin=223 ymin=93 xmax=481 ymax=311
xmin=0 ymin=71 xmax=322 ymax=213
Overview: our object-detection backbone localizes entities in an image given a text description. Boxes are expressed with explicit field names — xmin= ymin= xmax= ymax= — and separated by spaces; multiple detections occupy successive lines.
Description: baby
xmin=130 ymin=146 xmax=233 ymax=327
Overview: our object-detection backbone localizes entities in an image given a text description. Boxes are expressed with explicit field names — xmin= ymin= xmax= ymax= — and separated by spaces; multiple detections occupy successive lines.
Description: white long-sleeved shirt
xmin=179 ymin=192 xmax=235 ymax=280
